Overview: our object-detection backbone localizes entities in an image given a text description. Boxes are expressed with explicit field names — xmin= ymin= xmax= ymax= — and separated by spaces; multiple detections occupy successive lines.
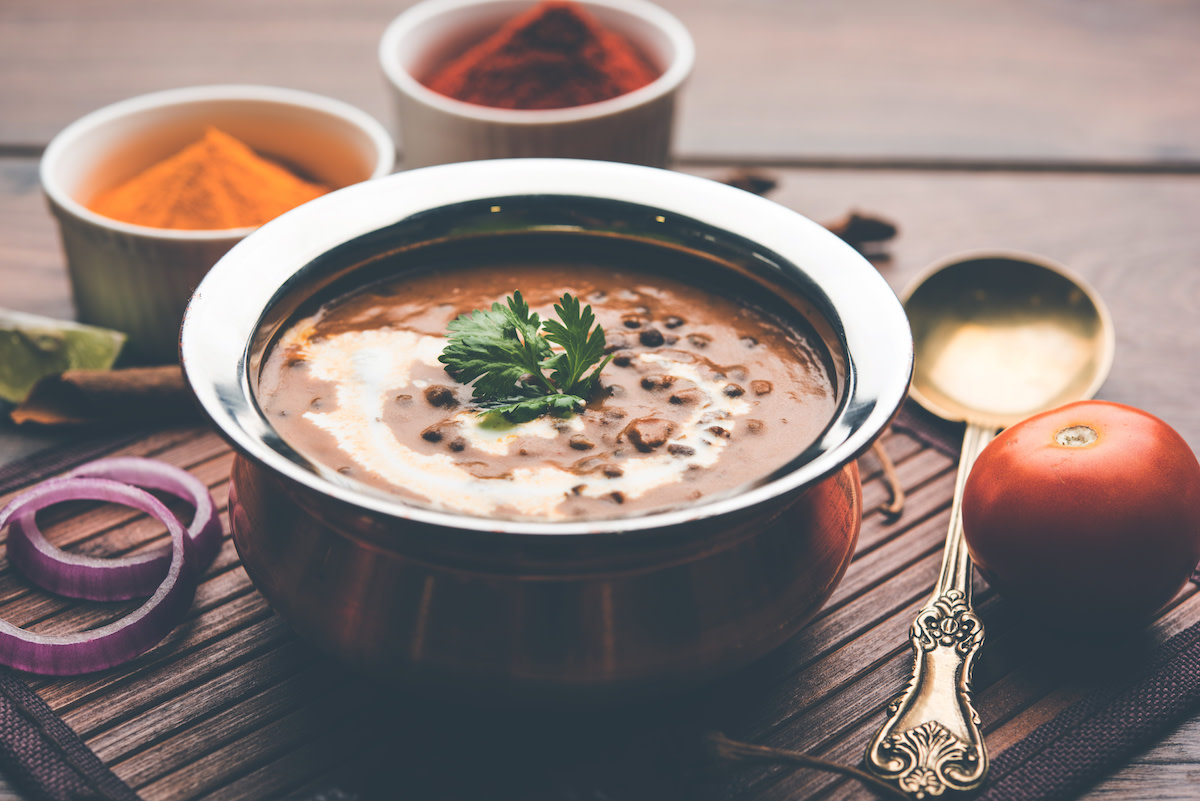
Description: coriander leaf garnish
xmin=439 ymin=291 xmax=612 ymax=422
xmin=542 ymin=292 xmax=611 ymax=401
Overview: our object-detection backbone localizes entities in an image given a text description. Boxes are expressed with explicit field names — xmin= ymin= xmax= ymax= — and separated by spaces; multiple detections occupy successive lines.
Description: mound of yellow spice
xmin=88 ymin=127 xmax=330 ymax=230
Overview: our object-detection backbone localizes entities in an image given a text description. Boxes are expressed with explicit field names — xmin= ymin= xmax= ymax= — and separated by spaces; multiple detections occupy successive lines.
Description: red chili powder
xmin=424 ymin=0 xmax=660 ymax=110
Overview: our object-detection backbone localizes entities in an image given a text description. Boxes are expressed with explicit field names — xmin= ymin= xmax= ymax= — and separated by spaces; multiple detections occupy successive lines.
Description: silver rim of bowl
xmin=180 ymin=158 xmax=913 ymax=536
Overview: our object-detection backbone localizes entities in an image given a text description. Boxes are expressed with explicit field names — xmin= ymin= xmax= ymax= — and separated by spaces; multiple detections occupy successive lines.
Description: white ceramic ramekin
xmin=40 ymin=85 xmax=395 ymax=364
xmin=378 ymin=0 xmax=694 ymax=169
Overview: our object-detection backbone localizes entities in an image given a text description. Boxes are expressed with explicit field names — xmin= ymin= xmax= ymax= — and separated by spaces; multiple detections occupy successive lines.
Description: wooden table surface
xmin=1 ymin=1 xmax=1198 ymax=799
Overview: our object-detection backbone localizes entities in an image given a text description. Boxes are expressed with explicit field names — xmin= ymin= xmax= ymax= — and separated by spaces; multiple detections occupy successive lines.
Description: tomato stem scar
xmin=1055 ymin=424 xmax=1098 ymax=447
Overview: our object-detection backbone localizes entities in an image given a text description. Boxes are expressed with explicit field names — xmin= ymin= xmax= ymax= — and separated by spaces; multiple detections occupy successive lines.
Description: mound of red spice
xmin=424 ymin=0 xmax=660 ymax=110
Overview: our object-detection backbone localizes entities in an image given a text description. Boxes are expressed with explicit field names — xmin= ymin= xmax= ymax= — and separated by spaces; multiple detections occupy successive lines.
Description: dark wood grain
xmin=0 ymin=430 xmax=951 ymax=800
xmin=0 ymin=424 xmax=1190 ymax=800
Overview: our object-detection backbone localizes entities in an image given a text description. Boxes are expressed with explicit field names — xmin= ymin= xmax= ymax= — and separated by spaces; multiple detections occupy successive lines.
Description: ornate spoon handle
xmin=865 ymin=422 xmax=995 ymax=798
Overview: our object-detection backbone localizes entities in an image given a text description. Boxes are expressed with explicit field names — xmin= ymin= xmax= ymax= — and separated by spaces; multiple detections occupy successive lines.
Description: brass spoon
xmin=865 ymin=251 xmax=1114 ymax=797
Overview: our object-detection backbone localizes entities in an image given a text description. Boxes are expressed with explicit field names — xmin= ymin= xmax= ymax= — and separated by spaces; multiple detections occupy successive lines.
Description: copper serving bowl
xmin=181 ymin=159 xmax=912 ymax=699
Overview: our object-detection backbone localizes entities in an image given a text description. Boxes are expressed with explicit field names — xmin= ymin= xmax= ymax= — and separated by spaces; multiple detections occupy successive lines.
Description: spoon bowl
xmin=866 ymin=250 xmax=1114 ymax=797
xmin=905 ymin=251 xmax=1114 ymax=428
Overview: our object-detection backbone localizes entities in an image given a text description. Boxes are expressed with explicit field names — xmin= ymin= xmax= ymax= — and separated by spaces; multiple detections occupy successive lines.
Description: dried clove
xmin=719 ymin=169 xmax=779 ymax=196
xmin=823 ymin=210 xmax=899 ymax=259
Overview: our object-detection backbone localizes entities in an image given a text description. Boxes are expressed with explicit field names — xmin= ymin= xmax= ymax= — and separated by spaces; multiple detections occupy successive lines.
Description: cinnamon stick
xmin=10 ymin=365 xmax=199 ymax=426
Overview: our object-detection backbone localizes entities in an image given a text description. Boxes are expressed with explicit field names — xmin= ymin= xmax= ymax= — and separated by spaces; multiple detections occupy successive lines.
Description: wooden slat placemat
xmin=0 ymin=412 xmax=1197 ymax=801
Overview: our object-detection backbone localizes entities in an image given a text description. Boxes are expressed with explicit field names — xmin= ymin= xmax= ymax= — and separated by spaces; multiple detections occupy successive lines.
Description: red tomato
xmin=961 ymin=400 xmax=1200 ymax=632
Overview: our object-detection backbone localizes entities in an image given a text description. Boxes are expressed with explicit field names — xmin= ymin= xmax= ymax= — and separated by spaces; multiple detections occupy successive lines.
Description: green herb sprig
xmin=439 ymin=291 xmax=612 ymax=423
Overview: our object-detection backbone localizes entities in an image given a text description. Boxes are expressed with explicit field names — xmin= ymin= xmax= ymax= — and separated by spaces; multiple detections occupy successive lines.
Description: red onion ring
xmin=7 ymin=457 xmax=222 ymax=601
xmin=0 ymin=477 xmax=197 ymax=675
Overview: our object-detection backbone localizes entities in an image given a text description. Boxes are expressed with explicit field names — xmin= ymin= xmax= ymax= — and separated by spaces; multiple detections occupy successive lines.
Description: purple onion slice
xmin=0 ymin=477 xmax=197 ymax=675
xmin=7 ymin=457 xmax=221 ymax=601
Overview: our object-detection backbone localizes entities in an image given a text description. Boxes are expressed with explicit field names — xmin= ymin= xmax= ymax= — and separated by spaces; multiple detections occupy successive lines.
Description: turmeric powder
xmin=88 ymin=127 xmax=329 ymax=230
